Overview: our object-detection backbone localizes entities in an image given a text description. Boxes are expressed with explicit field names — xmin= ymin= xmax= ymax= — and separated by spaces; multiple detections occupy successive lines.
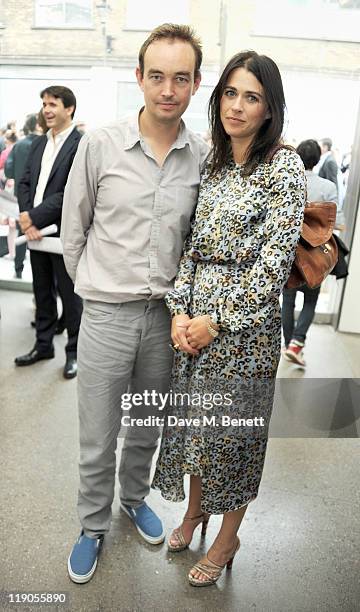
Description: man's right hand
xmin=171 ymin=314 xmax=199 ymax=356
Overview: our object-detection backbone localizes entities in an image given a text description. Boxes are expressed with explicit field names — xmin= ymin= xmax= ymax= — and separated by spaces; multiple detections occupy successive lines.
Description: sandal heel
xmin=226 ymin=556 xmax=235 ymax=570
xmin=201 ymin=514 xmax=210 ymax=536
xmin=188 ymin=537 xmax=241 ymax=587
xmin=168 ymin=512 xmax=209 ymax=552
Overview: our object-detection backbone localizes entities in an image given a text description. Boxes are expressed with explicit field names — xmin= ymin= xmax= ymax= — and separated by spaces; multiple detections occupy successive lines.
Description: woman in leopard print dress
xmin=152 ymin=51 xmax=306 ymax=586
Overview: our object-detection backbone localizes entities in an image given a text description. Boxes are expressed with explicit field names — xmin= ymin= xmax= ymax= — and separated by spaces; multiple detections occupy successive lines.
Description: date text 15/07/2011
xmin=120 ymin=415 xmax=265 ymax=427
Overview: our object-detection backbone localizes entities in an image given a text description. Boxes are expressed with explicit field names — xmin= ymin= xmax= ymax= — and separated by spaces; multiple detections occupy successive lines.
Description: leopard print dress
xmin=152 ymin=148 xmax=306 ymax=514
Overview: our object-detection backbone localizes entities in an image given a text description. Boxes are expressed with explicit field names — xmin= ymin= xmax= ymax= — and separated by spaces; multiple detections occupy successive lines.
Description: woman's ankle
xmin=185 ymin=507 xmax=203 ymax=519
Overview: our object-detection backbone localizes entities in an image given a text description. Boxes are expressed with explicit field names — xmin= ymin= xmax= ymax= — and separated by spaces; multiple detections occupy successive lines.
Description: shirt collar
xmin=124 ymin=108 xmax=194 ymax=155
xmin=47 ymin=122 xmax=74 ymax=144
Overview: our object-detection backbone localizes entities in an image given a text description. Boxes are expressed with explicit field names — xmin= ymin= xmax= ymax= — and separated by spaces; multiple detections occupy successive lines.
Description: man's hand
xmin=186 ymin=315 xmax=218 ymax=350
xmin=19 ymin=211 xmax=32 ymax=232
xmin=171 ymin=314 xmax=199 ymax=356
xmin=25 ymin=225 xmax=43 ymax=241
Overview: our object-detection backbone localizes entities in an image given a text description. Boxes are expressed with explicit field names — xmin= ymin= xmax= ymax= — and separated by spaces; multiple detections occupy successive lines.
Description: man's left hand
xmin=19 ymin=211 xmax=32 ymax=232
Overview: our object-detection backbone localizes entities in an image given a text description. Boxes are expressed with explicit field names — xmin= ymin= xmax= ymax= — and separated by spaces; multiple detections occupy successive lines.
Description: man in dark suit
xmin=15 ymin=85 xmax=82 ymax=379
xmin=319 ymin=138 xmax=338 ymax=191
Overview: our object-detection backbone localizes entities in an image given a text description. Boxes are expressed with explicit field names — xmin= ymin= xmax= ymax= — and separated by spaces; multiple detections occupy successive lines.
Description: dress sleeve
xmin=215 ymin=150 xmax=306 ymax=333
xmin=165 ymin=219 xmax=197 ymax=316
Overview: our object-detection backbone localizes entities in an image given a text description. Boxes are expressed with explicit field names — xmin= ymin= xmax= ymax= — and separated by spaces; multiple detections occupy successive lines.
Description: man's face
xmin=41 ymin=94 xmax=74 ymax=134
xmin=136 ymin=38 xmax=201 ymax=125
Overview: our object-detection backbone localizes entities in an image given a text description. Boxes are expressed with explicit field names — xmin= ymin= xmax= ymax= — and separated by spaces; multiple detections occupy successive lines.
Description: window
xmin=0 ymin=0 xmax=5 ymax=27
xmin=253 ymin=0 xmax=360 ymax=42
xmin=125 ymin=0 xmax=190 ymax=31
xmin=34 ymin=0 xmax=92 ymax=28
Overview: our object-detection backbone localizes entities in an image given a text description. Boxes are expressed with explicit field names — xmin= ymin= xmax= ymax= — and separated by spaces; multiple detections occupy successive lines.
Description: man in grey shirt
xmin=62 ymin=23 xmax=208 ymax=583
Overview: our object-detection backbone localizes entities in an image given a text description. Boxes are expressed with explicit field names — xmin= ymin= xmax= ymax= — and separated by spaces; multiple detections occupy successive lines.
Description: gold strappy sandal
xmin=167 ymin=513 xmax=210 ymax=552
xmin=188 ymin=537 xmax=240 ymax=587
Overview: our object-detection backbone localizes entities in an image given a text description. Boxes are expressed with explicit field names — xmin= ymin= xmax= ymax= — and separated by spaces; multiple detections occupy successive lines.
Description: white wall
xmin=338 ymin=201 xmax=360 ymax=334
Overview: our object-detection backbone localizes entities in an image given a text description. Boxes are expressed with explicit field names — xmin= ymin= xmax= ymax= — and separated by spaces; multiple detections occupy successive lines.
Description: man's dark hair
xmin=40 ymin=85 xmax=76 ymax=119
xmin=23 ymin=114 xmax=38 ymax=135
xmin=138 ymin=23 xmax=202 ymax=78
xmin=297 ymin=139 xmax=321 ymax=170
xmin=208 ymin=50 xmax=285 ymax=177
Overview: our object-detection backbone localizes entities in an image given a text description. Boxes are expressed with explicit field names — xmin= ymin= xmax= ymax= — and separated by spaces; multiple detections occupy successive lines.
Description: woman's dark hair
xmin=40 ymin=85 xmax=76 ymax=119
xmin=208 ymin=50 xmax=285 ymax=176
xmin=296 ymin=139 xmax=321 ymax=170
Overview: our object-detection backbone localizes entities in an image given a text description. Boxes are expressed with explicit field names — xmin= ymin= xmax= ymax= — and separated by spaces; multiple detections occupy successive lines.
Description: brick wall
xmin=0 ymin=0 xmax=359 ymax=76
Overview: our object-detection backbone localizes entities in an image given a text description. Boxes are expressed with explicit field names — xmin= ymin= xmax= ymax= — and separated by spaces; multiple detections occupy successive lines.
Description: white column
xmin=338 ymin=202 xmax=360 ymax=333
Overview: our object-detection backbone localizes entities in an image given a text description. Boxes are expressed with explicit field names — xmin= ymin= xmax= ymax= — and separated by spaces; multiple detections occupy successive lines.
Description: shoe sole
xmin=15 ymin=354 xmax=55 ymax=366
xmin=284 ymin=351 xmax=305 ymax=367
xmin=167 ymin=542 xmax=188 ymax=552
xmin=120 ymin=503 xmax=165 ymax=545
xmin=63 ymin=370 xmax=77 ymax=380
xmin=67 ymin=554 xmax=98 ymax=584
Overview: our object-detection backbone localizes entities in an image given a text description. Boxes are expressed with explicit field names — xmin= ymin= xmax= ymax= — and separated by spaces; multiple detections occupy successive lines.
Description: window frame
xmin=33 ymin=0 xmax=94 ymax=30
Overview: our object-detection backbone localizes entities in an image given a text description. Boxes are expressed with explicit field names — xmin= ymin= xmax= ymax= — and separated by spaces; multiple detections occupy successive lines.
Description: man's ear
xmin=192 ymin=72 xmax=201 ymax=95
xmin=136 ymin=66 xmax=144 ymax=91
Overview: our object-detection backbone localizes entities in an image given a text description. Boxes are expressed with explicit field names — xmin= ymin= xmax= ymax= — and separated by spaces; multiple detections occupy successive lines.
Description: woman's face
xmin=220 ymin=67 xmax=271 ymax=145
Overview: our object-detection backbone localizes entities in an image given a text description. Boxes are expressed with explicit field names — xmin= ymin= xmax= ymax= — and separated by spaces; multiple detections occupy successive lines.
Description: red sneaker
xmin=284 ymin=340 xmax=305 ymax=366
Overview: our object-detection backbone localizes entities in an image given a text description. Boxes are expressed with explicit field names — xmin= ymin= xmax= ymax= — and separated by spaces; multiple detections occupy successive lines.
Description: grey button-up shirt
xmin=61 ymin=112 xmax=209 ymax=303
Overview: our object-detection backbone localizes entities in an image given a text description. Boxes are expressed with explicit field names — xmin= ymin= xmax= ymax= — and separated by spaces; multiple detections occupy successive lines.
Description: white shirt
xmin=34 ymin=123 xmax=75 ymax=207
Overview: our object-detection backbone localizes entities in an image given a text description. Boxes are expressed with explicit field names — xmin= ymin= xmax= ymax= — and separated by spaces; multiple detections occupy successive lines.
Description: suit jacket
xmin=17 ymin=128 xmax=81 ymax=236
xmin=318 ymin=153 xmax=338 ymax=189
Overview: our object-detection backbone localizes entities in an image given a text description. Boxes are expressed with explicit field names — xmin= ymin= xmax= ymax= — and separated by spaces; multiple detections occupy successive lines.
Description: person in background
xmin=282 ymin=139 xmax=338 ymax=366
xmin=0 ymin=128 xmax=6 ymax=153
xmin=15 ymin=85 xmax=82 ymax=379
xmin=27 ymin=107 xmax=66 ymax=332
xmin=62 ymin=23 xmax=208 ymax=584
xmin=152 ymin=50 xmax=306 ymax=587
xmin=0 ymin=130 xmax=17 ymax=188
xmin=6 ymin=120 xmax=17 ymax=132
xmin=5 ymin=114 xmax=40 ymax=278
xmin=318 ymin=137 xmax=338 ymax=191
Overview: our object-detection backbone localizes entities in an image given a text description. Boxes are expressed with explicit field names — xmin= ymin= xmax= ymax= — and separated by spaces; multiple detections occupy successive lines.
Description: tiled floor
xmin=0 ymin=289 xmax=359 ymax=612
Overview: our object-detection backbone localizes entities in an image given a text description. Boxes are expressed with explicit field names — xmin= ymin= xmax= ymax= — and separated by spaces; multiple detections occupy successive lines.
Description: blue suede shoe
xmin=120 ymin=502 xmax=165 ymax=545
xmin=67 ymin=531 xmax=104 ymax=584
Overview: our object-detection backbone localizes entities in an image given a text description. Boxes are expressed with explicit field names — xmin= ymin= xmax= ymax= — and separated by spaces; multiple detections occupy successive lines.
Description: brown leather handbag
xmin=286 ymin=202 xmax=338 ymax=289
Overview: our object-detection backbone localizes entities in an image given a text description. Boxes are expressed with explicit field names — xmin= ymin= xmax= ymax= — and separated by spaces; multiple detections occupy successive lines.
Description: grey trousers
xmin=77 ymin=299 xmax=172 ymax=537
